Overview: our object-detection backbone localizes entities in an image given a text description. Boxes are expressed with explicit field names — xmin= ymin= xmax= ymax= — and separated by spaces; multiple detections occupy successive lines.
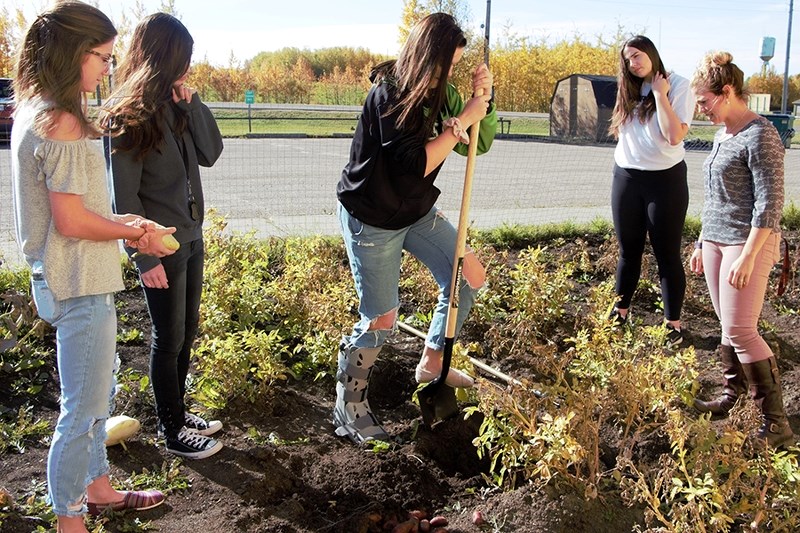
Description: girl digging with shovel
xmin=334 ymin=12 xmax=497 ymax=445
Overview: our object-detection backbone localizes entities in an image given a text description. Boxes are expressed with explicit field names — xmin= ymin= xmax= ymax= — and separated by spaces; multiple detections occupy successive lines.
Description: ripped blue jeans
xmin=44 ymin=292 xmax=117 ymax=517
xmin=338 ymin=202 xmax=479 ymax=350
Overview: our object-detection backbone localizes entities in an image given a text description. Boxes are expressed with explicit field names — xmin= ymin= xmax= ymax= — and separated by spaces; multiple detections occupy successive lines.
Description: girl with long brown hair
xmin=103 ymin=13 xmax=224 ymax=460
xmin=12 ymin=2 xmax=174 ymax=530
xmin=334 ymin=12 xmax=497 ymax=445
xmin=608 ymin=35 xmax=695 ymax=346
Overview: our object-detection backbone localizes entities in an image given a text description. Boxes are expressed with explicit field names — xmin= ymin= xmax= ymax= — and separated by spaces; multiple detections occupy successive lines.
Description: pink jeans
xmin=702 ymin=233 xmax=781 ymax=363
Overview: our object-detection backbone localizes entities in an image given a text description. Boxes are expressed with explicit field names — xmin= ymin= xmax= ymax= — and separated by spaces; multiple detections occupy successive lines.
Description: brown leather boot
xmin=693 ymin=345 xmax=745 ymax=415
xmin=741 ymin=357 xmax=795 ymax=448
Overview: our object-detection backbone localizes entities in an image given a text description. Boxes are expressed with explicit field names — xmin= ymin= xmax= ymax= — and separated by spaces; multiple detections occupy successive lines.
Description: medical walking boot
xmin=693 ymin=345 xmax=745 ymax=416
xmin=741 ymin=357 xmax=794 ymax=448
xmin=333 ymin=340 xmax=389 ymax=445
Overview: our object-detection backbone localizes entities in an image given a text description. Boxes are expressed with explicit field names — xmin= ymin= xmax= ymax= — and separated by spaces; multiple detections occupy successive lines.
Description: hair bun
xmin=711 ymin=51 xmax=733 ymax=67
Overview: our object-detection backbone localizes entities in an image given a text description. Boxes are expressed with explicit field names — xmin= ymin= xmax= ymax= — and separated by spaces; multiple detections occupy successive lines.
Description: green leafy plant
xmin=116 ymin=327 xmax=144 ymax=344
xmin=118 ymin=459 xmax=192 ymax=493
xmin=113 ymin=368 xmax=152 ymax=413
xmin=620 ymin=408 xmax=800 ymax=532
xmin=194 ymin=327 xmax=290 ymax=408
xmin=194 ymin=214 xmax=357 ymax=408
xmin=265 ymin=235 xmax=357 ymax=377
xmin=0 ymin=265 xmax=53 ymax=400
xmin=0 ymin=404 xmax=50 ymax=453
xmin=0 ymin=480 xmax=55 ymax=532
xmin=481 ymin=245 xmax=579 ymax=371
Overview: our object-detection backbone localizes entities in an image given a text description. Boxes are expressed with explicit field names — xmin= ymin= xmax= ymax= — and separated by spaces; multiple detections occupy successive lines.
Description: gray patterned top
xmin=701 ymin=115 xmax=784 ymax=245
xmin=11 ymin=98 xmax=124 ymax=300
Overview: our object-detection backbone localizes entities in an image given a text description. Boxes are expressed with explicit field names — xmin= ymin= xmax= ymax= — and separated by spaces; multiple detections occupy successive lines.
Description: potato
xmin=104 ymin=415 xmax=140 ymax=446
xmin=391 ymin=517 xmax=419 ymax=533
xmin=472 ymin=510 xmax=486 ymax=526
xmin=429 ymin=516 xmax=448 ymax=527
xmin=162 ymin=233 xmax=180 ymax=250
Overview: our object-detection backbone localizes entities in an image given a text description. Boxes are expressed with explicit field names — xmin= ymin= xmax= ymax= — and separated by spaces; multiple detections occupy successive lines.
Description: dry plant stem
xmin=397 ymin=320 xmax=523 ymax=386
xmin=751 ymin=461 xmax=773 ymax=531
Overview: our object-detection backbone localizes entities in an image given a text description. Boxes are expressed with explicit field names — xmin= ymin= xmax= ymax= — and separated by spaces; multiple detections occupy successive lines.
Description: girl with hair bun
xmin=690 ymin=51 xmax=794 ymax=448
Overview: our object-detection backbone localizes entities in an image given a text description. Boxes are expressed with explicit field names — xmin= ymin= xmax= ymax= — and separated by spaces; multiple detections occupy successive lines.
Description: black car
xmin=0 ymin=78 xmax=14 ymax=141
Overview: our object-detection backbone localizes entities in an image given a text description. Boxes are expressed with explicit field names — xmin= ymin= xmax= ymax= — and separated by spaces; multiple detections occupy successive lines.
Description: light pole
xmin=483 ymin=0 xmax=491 ymax=67
xmin=781 ymin=0 xmax=794 ymax=114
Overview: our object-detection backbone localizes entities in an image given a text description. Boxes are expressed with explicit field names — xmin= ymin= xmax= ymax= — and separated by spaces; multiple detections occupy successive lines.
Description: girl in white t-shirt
xmin=608 ymin=35 xmax=696 ymax=346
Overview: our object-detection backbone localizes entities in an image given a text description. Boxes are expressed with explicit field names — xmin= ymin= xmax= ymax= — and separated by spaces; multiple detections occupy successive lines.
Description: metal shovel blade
xmin=418 ymin=380 xmax=459 ymax=428
xmin=418 ymin=337 xmax=460 ymax=427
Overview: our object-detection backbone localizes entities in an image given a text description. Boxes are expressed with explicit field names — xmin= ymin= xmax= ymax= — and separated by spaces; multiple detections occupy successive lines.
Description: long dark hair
xmin=102 ymin=13 xmax=193 ymax=158
xmin=14 ymin=0 xmax=117 ymax=138
xmin=609 ymin=35 xmax=668 ymax=138
xmin=378 ymin=13 xmax=467 ymax=135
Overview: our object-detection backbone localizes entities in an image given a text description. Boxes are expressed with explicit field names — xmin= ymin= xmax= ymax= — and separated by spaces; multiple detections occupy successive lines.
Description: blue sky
xmin=14 ymin=0 xmax=799 ymax=78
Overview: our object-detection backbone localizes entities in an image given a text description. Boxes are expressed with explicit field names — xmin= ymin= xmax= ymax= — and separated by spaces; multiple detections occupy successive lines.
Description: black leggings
xmin=611 ymin=161 xmax=688 ymax=321
xmin=143 ymin=238 xmax=205 ymax=438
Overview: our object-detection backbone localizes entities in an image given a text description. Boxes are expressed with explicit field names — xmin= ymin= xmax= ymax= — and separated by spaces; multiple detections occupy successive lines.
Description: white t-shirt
xmin=614 ymin=72 xmax=696 ymax=171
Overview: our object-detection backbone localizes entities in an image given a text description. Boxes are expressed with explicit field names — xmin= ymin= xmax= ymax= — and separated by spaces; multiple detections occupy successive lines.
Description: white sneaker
xmin=183 ymin=412 xmax=223 ymax=436
xmin=166 ymin=429 xmax=223 ymax=459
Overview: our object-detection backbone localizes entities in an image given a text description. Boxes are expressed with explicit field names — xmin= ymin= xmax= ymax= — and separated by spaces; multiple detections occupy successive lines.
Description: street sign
xmin=245 ymin=90 xmax=255 ymax=105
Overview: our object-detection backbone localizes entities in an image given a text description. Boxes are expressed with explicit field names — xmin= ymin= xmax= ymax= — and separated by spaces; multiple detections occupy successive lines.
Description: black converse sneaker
xmin=166 ymin=429 xmax=223 ymax=459
xmin=665 ymin=323 xmax=684 ymax=348
xmin=184 ymin=412 xmax=223 ymax=436
xmin=609 ymin=308 xmax=629 ymax=328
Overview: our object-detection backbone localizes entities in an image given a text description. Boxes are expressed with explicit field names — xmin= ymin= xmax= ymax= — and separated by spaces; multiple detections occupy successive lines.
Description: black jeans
xmin=611 ymin=161 xmax=688 ymax=321
xmin=143 ymin=238 xmax=204 ymax=438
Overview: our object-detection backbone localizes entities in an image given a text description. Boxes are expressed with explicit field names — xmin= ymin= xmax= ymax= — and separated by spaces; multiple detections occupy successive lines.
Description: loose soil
xmin=2 ymin=232 xmax=799 ymax=533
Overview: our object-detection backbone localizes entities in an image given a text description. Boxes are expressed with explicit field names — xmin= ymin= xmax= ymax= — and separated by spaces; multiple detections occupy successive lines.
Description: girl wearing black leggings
xmin=608 ymin=35 xmax=696 ymax=345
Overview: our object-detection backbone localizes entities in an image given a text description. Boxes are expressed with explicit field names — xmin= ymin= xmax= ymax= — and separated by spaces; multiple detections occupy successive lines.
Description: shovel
xmin=417 ymin=105 xmax=483 ymax=428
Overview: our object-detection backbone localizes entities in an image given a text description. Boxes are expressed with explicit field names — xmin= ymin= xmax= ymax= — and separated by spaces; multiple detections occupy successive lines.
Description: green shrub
xmin=265 ymin=235 xmax=357 ymax=377
xmin=0 ymin=405 xmax=50 ymax=454
xmin=194 ymin=213 xmax=355 ymax=408
xmin=0 ymin=265 xmax=53 ymax=400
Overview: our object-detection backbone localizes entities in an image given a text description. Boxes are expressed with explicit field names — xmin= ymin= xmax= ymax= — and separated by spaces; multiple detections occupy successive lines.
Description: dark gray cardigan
xmin=108 ymin=93 xmax=223 ymax=273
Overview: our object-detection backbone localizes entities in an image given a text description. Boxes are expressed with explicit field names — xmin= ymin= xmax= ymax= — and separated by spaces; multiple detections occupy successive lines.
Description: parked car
xmin=0 ymin=78 xmax=14 ymax=141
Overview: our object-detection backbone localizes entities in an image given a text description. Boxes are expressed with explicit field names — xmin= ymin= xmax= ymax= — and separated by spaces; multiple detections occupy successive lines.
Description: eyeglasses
xmin=85 ymin=49 xmax=113 ymax=66
xmin=696 ymin=95 xmax=721 ymax=113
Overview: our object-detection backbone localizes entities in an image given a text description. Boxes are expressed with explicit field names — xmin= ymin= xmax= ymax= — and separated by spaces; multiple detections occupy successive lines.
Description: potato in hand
xmin=162 ymin=233 xmax=180 ymax=251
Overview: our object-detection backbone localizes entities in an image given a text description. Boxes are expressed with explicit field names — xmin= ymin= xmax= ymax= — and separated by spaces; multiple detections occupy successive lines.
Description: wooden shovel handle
xmin=444 ymin=94 xmax=483 ymax=339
